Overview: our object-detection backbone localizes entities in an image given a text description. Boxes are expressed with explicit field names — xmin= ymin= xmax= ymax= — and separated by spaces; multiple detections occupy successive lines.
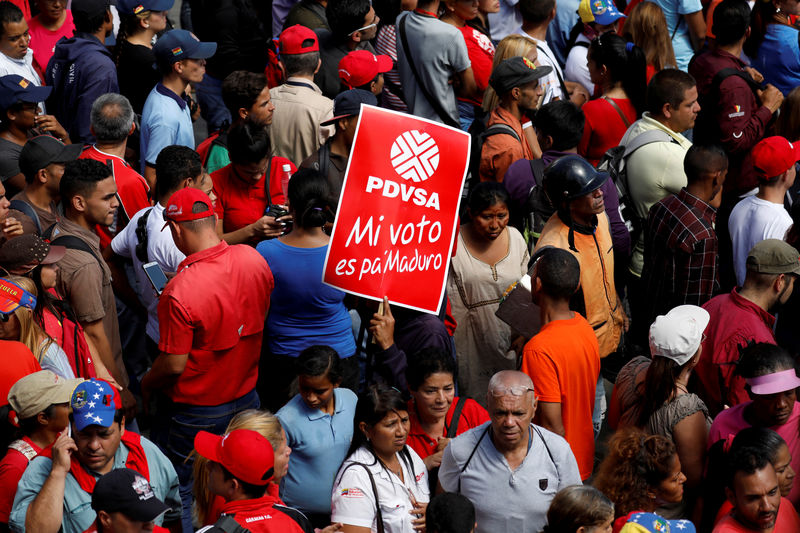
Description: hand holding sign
xmin=369 ymin=296 xmax=395 ymax=350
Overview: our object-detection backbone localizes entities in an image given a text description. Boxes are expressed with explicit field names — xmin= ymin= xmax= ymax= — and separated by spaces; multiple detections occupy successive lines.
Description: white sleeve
xmin=110 ymin=214 xmax=136 ymax=258
xmin=437 ymin=441 xmax=460 ymax=493
xmin=331 ymin=464 xmax=378 ymax=529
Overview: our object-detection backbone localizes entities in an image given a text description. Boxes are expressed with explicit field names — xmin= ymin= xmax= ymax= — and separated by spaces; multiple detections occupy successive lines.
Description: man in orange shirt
xmin=520 ymin=246 xmax=600 ymax=481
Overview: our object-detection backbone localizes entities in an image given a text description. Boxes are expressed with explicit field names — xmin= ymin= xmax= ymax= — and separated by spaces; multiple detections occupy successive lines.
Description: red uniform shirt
xmin=0 ymin=437 xmax=42 ymax=523
xmin=211 ymin=157 xmax=296 ymax=234
xmin=158 ymin=241 xmax=274 ymax=405
xmin=578 ymin=97 xmax=637 ymax=166
xmin=0 ymin=340 xmax=40 ymax=407
xmin=406 ymin=397 xmax=489 ymax=458
xmin=457 ymin=25 xmax=495 ymax=107
xmin=219 ymin=493 xmax=305 ymax=533
xmin=80 ymin=146 xmax=151 ymax=248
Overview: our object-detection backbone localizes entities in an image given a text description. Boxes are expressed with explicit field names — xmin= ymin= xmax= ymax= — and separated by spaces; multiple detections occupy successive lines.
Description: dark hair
xmin=726 ymin=443 xmax=773 ymax=490
xmin=467 ymin=182 xmax=509 ymax=215
xmin=60 ymin=159 xmax=113 ymax=203
xmin=745 ymin=0 xmax=776 ymax=58
xmin=74 ymin=5 xmax=109 ymax=34
xmin=327 ymin=0 xmax=371 ymax=40
xmin=684 ymin=144 xmax=728 ymax=185
xmin=91 ymin=93 xmax=135 ymax=143
xmin=18 ymin=403 xmax=58 ymax=436
xmin=219 ymin=463 xmax=268 ymax=499
xmin=543 ymin=485 xmax=615 ymax=533
xmin=534 ymin=247 xmax=580 ymax=300
xmin=287 ymin=168 xmax=335 ymax=229
xmin=426 ymin=492 xmax=476 ymax=533
xmin=282 ymin=51 xmax=321 ymax=78
xmin=0 ymin=1 xmax=23 ymax=38
xmin=534 ymin=101 xmax=585 ymax=152
xmin=222 ymin=71 xmax=269 ymax=117
xmin=227 ymin=122 xmax=271 ymax=165
xmin=374 ymin=0 xmax=403 ymax=26
xmin=519 ymin=0 xmax=555 ymax=25
xmin=636 ymin=356 xmax=688 ymax=427
xmin=406 ymin=347 xmax=456 ymax=391
xmin=713 ymin=0 xmax=751 ymax=47
xmin=736 ymin=342 xmax=795 ymax=379
xmin=593 ymin=427 xmax=677 ymax=518
xmin=296 ymin=345 xmax=343 ymax=384
xmin=589 ymin=33 xmax=647 ymax=116
xmin=646 ymin=68 xmax=696 ymax=115
xmin=155 ymin=146 xmax=203 ymax=201
xmin=113 ymin=11 xmax=149 ymax=66
xmin=733 ymin=427 xmax=788 ymax=464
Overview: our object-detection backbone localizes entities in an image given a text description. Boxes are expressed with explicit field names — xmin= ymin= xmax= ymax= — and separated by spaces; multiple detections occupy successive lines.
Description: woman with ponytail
xmin=256 ymin=168 xmax=358 ymax=411
xmin=577 ymin=33 xmax=647 ymax=166
xmin=114 ymin=0 xmax=173 ymax=114
xmin=745 ymin=0 xmax=800 ymax=96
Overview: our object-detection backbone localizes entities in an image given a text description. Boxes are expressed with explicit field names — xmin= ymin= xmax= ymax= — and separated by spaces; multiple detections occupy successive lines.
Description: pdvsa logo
xmin=390 ymin=130 xmax=440 ymax=183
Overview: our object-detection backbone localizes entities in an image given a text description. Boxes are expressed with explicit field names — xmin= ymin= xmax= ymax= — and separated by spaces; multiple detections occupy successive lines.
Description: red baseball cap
xmin=280 ymin=24 xmax=319 ymax=55
xmin=163 ymin=188 xmax=214 ymax=226
xmin=338 ymin=50 xmax=393 ymax=89
xmin=194 ymin=429 xmax=275 ymax=486
xmin=752 ymin=136 xmax=800 ymax=180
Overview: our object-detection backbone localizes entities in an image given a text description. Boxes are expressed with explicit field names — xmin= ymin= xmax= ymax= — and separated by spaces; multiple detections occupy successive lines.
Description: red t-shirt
xmin=158 ymin=241 xmax=274 ymax=404
xmin=7 ymin=0 xmax=30 ymax=20
xmin=0 ymin=437 xmax=43 ymax=523
xmin=713 ymin=498 xmax=800 ymax=532
xmin=406 ymin=397 xmax=489 ymax=458
xmin=520 ymin=314 xmax=601 ymax=480
xmin=457 ymin=25 xmax=495 ymax=107
xmin=83 ymin=523 xmax=169 ymax=532
xmin=28 ymin=11 xmax=75 ymax=73
xmin=0 ymin=340 xmax=40 ymax=408
xmin=210 ymin=157 xmax=296 ymax=234
xmin=219 ymin=493 xmax=305 ymax=533
xmin=578 ymin=97 xmax=638 ymax=166
xmin=80 ymin=146 xmax=151 ymax=249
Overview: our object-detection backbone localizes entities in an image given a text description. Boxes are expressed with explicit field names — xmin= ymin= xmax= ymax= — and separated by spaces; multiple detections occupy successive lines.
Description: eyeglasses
xmin=489 ymin=386 xmax=535 ymax=397
xmin=348 ymin=22 xmax=377 ymax=36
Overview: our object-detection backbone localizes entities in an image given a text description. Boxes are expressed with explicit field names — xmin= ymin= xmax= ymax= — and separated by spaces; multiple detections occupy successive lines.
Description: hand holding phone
xmin=143 ymin=262 xmax=169 ymax=295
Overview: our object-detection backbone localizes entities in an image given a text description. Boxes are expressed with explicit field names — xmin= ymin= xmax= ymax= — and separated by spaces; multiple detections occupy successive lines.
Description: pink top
xmin=28 ymin=11 xmax=75 ymax=73
xmin=709 ymin=401 xmax=800 ymax=506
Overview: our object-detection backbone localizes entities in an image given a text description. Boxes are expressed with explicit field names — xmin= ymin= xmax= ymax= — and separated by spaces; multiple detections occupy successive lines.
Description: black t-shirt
xmin=116 ymin=40 xmax=160 ymax=115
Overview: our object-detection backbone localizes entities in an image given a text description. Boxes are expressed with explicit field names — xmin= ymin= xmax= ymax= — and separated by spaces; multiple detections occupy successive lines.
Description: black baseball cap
xmin=71 ymin=0 xmax=111 ymax=19
xmin=18 ymin=136 xmax=83 ymax=179
xmin=321 ymin=89 xmax=377 ymax=126
xmin=91 ymin=468 xmax=170 ymax=522
xmin=0 ymin=75 xmax=52 ymax=111
xmin=489 ymin=56 xmax=553 ymax=95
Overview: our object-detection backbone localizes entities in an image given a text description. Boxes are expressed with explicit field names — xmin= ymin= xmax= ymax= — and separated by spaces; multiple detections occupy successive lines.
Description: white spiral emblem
xmin=390 ymin=130 xmax=440 ymax=183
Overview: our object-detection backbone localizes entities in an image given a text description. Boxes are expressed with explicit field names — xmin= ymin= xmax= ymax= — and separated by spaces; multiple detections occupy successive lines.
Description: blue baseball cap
xmin=620 ymin=513 xmax=696 ymax=533
xmin=578 ymin=0 xmax=625 ymax=25
xmin=0 ymin=75 xmax=52 ymax=110
xmin=153 ymin=29 xmax=217 ymax=65
xmin=117 ymin=0 xmax=174 ymax=15
xmin=71 ymin=379 xmax=119 ymax=431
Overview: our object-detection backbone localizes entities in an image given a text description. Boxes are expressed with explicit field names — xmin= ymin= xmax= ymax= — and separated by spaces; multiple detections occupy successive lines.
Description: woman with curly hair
xmin=593 ymin=427 xmax=686 ymax=531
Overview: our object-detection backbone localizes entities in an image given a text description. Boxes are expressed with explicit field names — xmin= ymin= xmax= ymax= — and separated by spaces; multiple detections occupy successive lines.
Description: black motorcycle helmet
xmin=543 ymin=155 xmax=609 ymax=207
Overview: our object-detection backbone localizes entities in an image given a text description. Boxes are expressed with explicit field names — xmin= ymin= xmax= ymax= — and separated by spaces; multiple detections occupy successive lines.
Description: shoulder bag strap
xmin=318 ymin=141 xmax=331 ymax=181
xmin=9 ymin=199 xmax=42 ymax=235
xmin=398 ymin=15 xmax=460 ymax=128
xmin=135 ymin=207 xmax=154 ymax=264
xmin=265 ymin=156 xmax=273 ymax=206
xmin=49 ymin=235 xmax=105 ymax=271
xmin=339 ymin=462 xmax=386 ymax=533
xmin=457 ymin=424 xmax=489 ymax=493
xmin=602 ymin=96 xmax=632 ymax=128
xmin=445 ymin=397 xmax=467 ymax=439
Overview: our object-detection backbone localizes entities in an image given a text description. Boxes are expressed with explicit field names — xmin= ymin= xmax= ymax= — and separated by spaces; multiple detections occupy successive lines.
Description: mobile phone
xmin=143 ymin=261 xmax=168 ymax=295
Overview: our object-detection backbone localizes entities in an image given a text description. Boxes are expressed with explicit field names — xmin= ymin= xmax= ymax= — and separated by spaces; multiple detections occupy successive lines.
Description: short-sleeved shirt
xmin=709 ymin=401 xmax=800 ymax=506
xmin=210 ymin=157 xmax=295 ymax=234
xmin=111 ymin=202 xmax=186 ymax=342
xmin=158 ymin=241 xmax=274 ymax=404
xmin=52 ymin=217 xmax=127 ymax=387
xmin=332 ymin=446 xmax=430 ymax=533
xmin=9 ymin=190 xmax=60 ymax=236
xmin=729 ymin=195 xmax=793 ymax=286
xmin=578 ymin=97 xmax=638 ymax=166
xmin=406 ymin=397 xmax=489 ymax=459
xmin=0 ymin=340 xmax=40 ymax=408
xmin=140 ymin=83 xmax=194 ymax=171
xmin=0 ymin=49 xmax=41 ymax=86
xmin=277 ymin=389 xmax=358 ymax=514
xmin=215 ymin=493 xmax=306 ymax=533
xmin=713 ymin=498 xmax=800 ymax=532
xmin=28 ymin=11 xmax=75 ymax=73
xmin=438 ymin=422 xmax=581 ymax=533
xmin=0 ymin=437 xmax=41 ymax=523
xmin=395 ymin=10 xmax=471 ymax=125
xmin=0 ymin=138 xmax=23 ymax=183
xmin=10 ymin=435 xmax=181 ymax=533
xmin=520 ymin=314 xmax=600 ymax=480
xmin=457 ymin=25 xmax=495 ymax=107
xmin=648 ymin=0 xmax=703 ymax=71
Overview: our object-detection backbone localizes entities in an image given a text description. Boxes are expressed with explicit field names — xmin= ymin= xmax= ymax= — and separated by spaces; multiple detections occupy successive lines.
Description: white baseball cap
xmin=648 ymin=305 xmax=710 ymax=365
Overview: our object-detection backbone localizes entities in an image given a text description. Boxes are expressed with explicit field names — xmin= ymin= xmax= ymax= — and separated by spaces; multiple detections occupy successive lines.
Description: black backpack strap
xmin=202 ymin=515 xmax=250 ymax=533
xmin=273 ymin=504 xmax=315 ymax=533
xmin=49 ymin=235 xmax=105 ymax=272
xmin=529 ymin=158 xmax=545 ymax=186
xmin=398 ymin=14 xmax=460 ymax=128
xmin=338 ymin=462 xmax=386 ymax=533
xmin=445 ymin=397 xmax=467 ymax=439
xmin=9 ymin=199 xmax=42 ymax=235
xmin=482 ymin=123 xmax=520 ymax=142
xmin=135 ymin=207 xmax=154 ymax=264
xmin=318 ymin=141 xmax=331 ymax=182
xmin=712 ymin=67 xmax=761 ymax=95
xmin=457 ymin=424 xmax=489 ymax=493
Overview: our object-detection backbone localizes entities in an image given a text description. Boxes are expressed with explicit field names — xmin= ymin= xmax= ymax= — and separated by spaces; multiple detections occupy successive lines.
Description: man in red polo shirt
xmin=80 ymin=93 xmax=151 ymax=249
xmin=141 ymin=187 xmax=274 ymax=531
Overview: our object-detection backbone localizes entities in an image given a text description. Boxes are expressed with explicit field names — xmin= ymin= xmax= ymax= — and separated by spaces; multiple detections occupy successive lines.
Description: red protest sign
xmin=323 ymin=105 xmax=470 ymax=314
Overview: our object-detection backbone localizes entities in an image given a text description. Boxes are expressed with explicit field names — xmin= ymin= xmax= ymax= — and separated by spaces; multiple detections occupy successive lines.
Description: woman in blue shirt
xmin=257 ymin=168 xmax=358 ymax=411
xmin=747 ymin=0 xmax=800 ymax=95
xmin=277 ymin=346 xmax=357 ymax=527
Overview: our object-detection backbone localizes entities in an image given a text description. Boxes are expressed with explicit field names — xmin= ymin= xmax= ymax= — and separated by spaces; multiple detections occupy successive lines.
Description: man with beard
xmin=479 ymin=56 xmax=551 ymax=183
xmin=696 ymin=239 xmax=800 ymax=416
xmin=709 ymin=343 xmax=800 ymax=507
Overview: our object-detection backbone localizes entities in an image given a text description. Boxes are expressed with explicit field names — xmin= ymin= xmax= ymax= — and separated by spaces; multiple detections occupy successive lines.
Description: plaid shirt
xmin=641 ymin=188 xmax=719 ymax=326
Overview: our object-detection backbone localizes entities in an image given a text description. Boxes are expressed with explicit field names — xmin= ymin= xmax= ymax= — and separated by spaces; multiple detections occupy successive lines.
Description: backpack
xmin=196 ymin=129 xmax=229 ymax=167
xmin=507 ymin=158 xmax=553 ymax=252
xmin=466 ymin=108 xmax=521 ymax=194
xmin=596 ymin=129 xmax=676 ymax=241
xmin=692 ymin=66 xmax=762 ymax=145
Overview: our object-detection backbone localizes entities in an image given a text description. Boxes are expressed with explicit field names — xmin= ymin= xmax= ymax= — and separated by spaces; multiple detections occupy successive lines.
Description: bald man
xmin=437 ymin=371 xmax=580 ymax=533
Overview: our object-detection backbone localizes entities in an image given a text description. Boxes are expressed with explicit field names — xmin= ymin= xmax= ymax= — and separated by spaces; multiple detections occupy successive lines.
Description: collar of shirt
xmin=220 ymin=491 xmax=283 ymax=515
xmin=0 ymin=47 xmax=34 ymax=67
xmin=156 ymin=83 xmax=187 ymax=111
xmin=677 ymin=188 xmax=717 ymax=224
xmin=712 ymin=48 xmax=746 ymax=69
xmin=286 ymin=76 xmax=323 ymax=94
xmin=177 ymin=240 xmax=228 ymax=272
xmin=56 ymin=216 xmax=102 ymax=250
xmin=730 ymin=287 xmax=776 ymax=329
xmin=304 ymin=390 xmax=347 ymax=421
xmin=640 ymin=112 xmax=690 ymax=143
xmin=87 ymin=145 xmax=133 ymax=169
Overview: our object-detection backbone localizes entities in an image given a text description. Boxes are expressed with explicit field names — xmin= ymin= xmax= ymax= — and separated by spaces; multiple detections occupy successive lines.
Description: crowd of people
xmin=2 ymin=0 xmax=800 ymax=531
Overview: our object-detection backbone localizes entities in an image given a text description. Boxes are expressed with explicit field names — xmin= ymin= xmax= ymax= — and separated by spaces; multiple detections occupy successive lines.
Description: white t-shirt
xmin=332 ymin=446 xmax=430 ymax=533
xmin=0 ymin=49 xmax=41 ymax=85
xmin=514 ymin=29 xmax=564 ymax=104
xmin=729 ymin=194 xmax=793 ymax=285
xmin=110 ymin=202 xmax=186 ymax=342
xmin=564 ymin=34 xmax=593 ymax=94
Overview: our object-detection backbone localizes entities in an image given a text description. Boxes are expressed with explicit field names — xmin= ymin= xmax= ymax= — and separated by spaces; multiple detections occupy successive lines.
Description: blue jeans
xmin=195 ymin=74 xmax=232 ymax=133
xmin=152 ymin=388 xmax=260 ymax=533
